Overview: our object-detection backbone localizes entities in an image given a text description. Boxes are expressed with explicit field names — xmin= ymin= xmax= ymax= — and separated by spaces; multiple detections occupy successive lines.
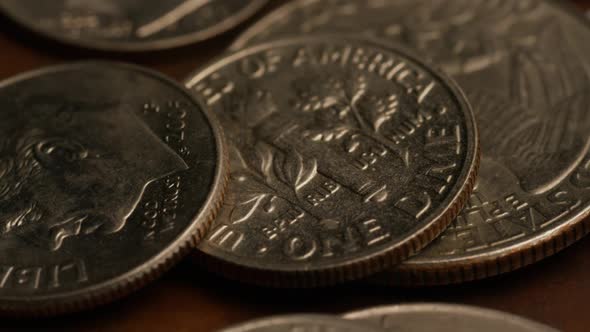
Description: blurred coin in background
xmin=0 ymin=62 xmax=227 ymax=315
xmin=0 ymin=0 xmax=268 ymax=51
xmin=218 ymin=314 xmax=387 ymax=332
xmin=186 ymin=36 xmax=479 ymax=287
xmin=234 ymin=0 xmax=590 ymax=285
xmin=344 ymin=303 xmax=559 ymax=332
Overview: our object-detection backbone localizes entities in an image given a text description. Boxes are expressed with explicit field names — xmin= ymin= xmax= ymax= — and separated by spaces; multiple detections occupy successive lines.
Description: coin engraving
xmin=187 ymin=37 xmax=478 ymax=286
xmin=234 ymin=0 xmax=590 ymax=284
xmin=0 ymin=260 xmax=87 ymax=291
xmin=0 ymin=0 xmax=268 ymax=51
xmin=0 ymin=95 xmax=187 ymax=252
xmin=0 ymin=62 xmax=226 ymax=315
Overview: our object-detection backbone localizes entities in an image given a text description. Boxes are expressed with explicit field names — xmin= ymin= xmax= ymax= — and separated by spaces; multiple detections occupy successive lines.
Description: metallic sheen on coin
xmin=218 ymin=314 xmax=387 ymax=332
xmin=344 ymin=303 xmax=559 ymax=332
xmin=186 ymin=37 xmax=479 ymax=287
xmin=234 ymin=0 xmax=590 ymax=285
xmin=0 ymin=62 xmax=227 ymax=315
xmin=0 ymin=0 xmax=268 ymax=51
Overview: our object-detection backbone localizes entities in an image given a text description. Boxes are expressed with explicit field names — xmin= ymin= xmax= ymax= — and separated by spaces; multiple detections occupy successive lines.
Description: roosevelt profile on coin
xmin=0 ymin=94 xmax=188 ymax=251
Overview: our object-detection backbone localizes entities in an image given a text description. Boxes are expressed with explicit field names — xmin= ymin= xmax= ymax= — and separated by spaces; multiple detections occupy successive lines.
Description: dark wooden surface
xmin=1 ymin=1 xmax=589 ymax=331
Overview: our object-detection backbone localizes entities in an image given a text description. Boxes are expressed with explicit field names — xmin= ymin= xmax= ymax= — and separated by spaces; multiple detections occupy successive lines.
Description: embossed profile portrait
xmin=388 ymin=0 xmax=590 ymax=198
xmin=457 ymin=17 xmax=590 ymax=198
xmin=0 ymin=96 xmax=188 ymax=250
xmin=470 ymin=90 xmax=590 ymax=198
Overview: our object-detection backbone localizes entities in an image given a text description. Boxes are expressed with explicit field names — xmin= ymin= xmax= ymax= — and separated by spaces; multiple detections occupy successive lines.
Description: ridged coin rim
xmin=0 ymin=61 xmax=229 ymax=316
xmin=236 ymin=0 xmax=590 ymax=287
xmin=375 ymin=0 xmax=590 ymax=286
xmin=186 ymin=36 xmax=480 ymax=288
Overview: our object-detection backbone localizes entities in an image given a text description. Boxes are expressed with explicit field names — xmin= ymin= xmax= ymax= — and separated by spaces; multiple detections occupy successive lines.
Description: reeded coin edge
xmin=376 ymin=208 xmax=590 ymax=286
xmin=0 ymin=0 xmax=269 ymax=52
xmin=193 ymin=143 xmax=478 ymax=288
xmin=372 ymin=1 xmax=590 ymax=287
xmin=188 ymin=36 xmax=480 ymax=288
xmin=343 ymin=303 xmax=559 ymax=332
xmin=0 ymin=61 xmax=229 ymax=316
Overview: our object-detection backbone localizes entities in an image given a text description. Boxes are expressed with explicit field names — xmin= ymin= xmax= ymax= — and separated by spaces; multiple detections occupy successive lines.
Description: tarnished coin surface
xmin=344 ymin=303 xmax=559 ymax=332
xmin=186 ymin=37 xmax=479 ymax=287
xmin=0 ymin=62 xmax=226 ymax=315
xmin=0 ymin=0 xmax=268 ymax=51
xmin=234 ymin=0 xmax=590 ymax=285
xmin=218 ymin=314 xmax=387 ymax=332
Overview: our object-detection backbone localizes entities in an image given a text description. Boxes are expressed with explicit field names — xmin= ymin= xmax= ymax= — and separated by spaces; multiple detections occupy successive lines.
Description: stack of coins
xmin=211 ymin=0 xmax=590 ymax=288
xmin=0 ymin=0 xmax=587 ymax=330
xmin=187 ymin=36 xmax=480 ymax=287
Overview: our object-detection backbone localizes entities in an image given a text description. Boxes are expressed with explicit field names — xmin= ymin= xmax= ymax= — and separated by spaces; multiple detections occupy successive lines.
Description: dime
xmin=0 ymin=62 xmax=227 ymax=315
xmin=218 ymin=314 xmax=387 ymax=332
xmin=344 ymin=303 xmax=558 ymax=332
xmin=234 ymin=0 xmax=590 ymax=285
xmin=0 ymin=0 xmax=268 ymax=51
xmin=186 ymin=37 xmax=479 ymax=287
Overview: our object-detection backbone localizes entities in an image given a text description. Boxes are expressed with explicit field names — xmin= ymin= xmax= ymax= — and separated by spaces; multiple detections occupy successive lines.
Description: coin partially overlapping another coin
xmin=186 ymin=36 xmax=479 ymax=287
xmin=0 ymin=0 xmax=269 ymax=51
xmin=233 ymin=0 xmax=590 ymax=285
xmin=0 ymin=62 xmax=227 ymax=315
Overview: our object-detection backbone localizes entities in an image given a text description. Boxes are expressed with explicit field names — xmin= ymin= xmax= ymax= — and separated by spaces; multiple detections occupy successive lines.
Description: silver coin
xmin=218 ymin=314 xmax=387 ymax=332
xmin=0 ymin=62 xmax=227 ymax=315
xmin=0 ymin=0 xmax=268 ymax=51
xmin=186 ymin=36 xmax=479 ymax=287
xmin=344 ymin=303 xmax=559 ymax=332
xmin=233 ymin=0 xmax=590 ymax=285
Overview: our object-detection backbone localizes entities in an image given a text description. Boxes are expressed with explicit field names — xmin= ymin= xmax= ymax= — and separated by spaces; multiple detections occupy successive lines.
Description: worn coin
xmin=344 ymin=303 xmax=558 ymax=332
xmin=234 ymin=0 xmax=590 ymax=285
xmin=186 ymin=36 xmax=479 ymax=287
xmin=0 ymin=62 xmax=227 ymax=315
xmin=0 ymin=0 xmax=268 ymax=51
xmin=218 ymin=314 xmax=387 ymax=332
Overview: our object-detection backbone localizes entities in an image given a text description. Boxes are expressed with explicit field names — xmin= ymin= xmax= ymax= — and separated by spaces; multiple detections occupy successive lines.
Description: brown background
xmin=1 ymin=1 xmax=589 ymax=331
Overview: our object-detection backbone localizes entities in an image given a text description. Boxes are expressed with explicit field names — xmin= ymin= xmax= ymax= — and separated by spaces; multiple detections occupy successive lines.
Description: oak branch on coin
xmin=188 ymin=37 xmax=479 ymax=287
xmin=233 ymin=0 xmax=590 ymax=285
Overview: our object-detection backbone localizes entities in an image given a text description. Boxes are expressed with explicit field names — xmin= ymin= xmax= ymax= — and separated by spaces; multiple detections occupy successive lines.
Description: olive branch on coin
xmin=229 ymin=143 xmax=320 ymax=226
xmin=218 ymin=89 xmax=321 ymax=227
xmin=224 ymin=74 xmax=412 ymax=229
